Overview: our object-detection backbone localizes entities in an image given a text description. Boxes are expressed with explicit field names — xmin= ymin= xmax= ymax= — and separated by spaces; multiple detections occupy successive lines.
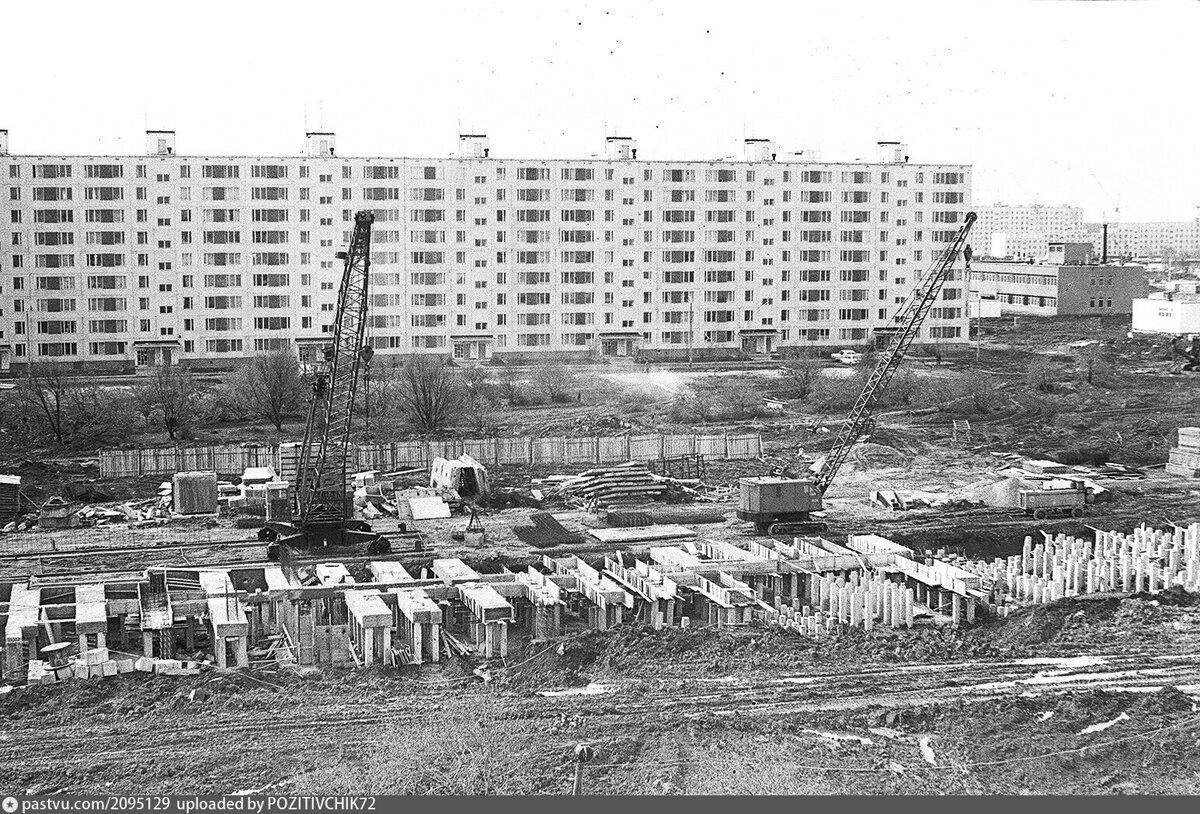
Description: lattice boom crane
xmin=737 ymin=211 xmax=977 ymax=534
xmin=263 ymin=210 xmax=389 ymax=558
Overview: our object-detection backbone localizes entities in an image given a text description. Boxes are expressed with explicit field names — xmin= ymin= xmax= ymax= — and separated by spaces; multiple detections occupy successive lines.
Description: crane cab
xmin=736 ymin=476 xmax=826 ymax=535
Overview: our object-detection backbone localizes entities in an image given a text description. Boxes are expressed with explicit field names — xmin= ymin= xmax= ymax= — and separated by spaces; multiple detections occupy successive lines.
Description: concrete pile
xmin=953 ymin=523 xmax=1200 ymax=606
xmin=767 ymin=570 xmax=916 ymax=636
xmin=1166 ymin=427 xmax=1200 ymax=479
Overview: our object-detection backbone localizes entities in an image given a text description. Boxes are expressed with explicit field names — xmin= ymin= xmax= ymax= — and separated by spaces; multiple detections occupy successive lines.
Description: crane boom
xmin=298 ymin=210 xmax=375 ymax=525
xmin=263 ymin=210 xmax=387 ymax=557
xmin=811 ymin=211 xmax=977 ymax=496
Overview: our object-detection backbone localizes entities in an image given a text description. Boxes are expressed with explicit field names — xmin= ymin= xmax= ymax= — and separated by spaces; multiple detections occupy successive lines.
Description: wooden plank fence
xmin=98 ymin=433 xmax=763 ymax=479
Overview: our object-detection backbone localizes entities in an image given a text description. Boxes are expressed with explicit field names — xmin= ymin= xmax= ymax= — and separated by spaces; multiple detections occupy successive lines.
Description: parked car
xmin=830 ymin=349 xmax=863 ymax=365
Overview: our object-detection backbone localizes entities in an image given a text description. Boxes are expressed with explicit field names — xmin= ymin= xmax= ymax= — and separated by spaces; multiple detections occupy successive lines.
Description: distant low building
xmin=969 ymin=242 xmax=1148 ymax=316
xmin=967 ymin=295 xmax=1003 ymax=319
xmin=1131 ymin=293 xmax=1200 ymax=336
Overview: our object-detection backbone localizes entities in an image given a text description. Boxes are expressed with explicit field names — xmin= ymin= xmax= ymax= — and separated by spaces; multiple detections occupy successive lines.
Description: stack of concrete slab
xmin=0 ymin=474 xmax=21 ymax=523
xmin=1023 ymin=459 xmax=1070 ymax=476
xmin=173 ymin=471 xmax=219 ymax=515
xmin=1167 ymin=427 xmax=1200 ymax=478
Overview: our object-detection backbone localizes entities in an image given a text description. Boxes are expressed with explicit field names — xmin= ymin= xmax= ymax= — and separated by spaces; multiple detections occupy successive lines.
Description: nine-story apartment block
xmin=0 ymin=130 xmax=972 ymax=373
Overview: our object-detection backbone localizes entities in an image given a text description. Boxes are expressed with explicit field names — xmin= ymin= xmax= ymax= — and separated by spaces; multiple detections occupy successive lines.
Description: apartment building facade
xmin=0 ymin=130 xmax=973 ymax=373
xmin=1107 ymin=219 xmax=1200 ymax=258
xmin=975 ymin=203 xmax=1087 ymax=260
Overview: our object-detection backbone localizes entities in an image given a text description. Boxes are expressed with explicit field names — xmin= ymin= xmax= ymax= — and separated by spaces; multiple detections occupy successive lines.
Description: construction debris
xmin=37 ymin=496 xmax=80 ymax=529
xmin=513 ymin=512 xmax=586 ymax=548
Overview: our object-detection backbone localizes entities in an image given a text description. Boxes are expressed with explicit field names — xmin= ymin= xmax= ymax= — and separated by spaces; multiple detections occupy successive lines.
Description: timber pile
xmin=1167 ymin=427 xmax=1200 ymax=479
xmin=547 ymin=462 xmax=667 ymax=508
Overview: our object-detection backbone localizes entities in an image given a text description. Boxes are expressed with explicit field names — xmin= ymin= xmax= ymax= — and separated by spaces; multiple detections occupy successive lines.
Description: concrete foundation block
xmin=134 ymin=657 xmax=155 ymax=673
xmin=71 ymin=662 xmax=90 ymax=680
xmin=115 ymin=658 xmax=135 ymax=674
xmin=84 ymin=647 xmax=110 ymax=666
xmin=154 ymin=658 xmax=182 ymax=675
xmin=100 ymin=660 xmax=118 ymax=677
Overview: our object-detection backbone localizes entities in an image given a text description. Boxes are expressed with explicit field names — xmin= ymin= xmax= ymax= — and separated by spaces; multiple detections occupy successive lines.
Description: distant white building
xmin=1103 ymin=219 xmax=1200 ymax=258
xmin=975 ymin=204 xmax=1087 ymax=261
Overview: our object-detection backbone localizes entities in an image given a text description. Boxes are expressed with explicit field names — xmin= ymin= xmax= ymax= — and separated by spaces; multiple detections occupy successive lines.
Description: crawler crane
xmin=738 ymin=212 xmax=977 ymax=534
xmin=261 ymin=211 xmax=389 ymax=559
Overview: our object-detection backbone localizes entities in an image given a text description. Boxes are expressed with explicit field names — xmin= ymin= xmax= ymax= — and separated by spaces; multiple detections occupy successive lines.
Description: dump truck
xmin=1018 ymin=477 xmax=1095 ymax=520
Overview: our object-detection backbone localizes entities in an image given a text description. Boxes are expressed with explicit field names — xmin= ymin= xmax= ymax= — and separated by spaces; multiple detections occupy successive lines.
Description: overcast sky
xmin=3 ymin=0 xmax=1195 ymax=222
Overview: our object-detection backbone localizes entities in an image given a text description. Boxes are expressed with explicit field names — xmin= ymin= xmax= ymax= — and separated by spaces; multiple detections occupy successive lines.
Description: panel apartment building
xmin=975 ymin=204 xmax=1087 ymax=260
xmin=1107 ymin=219 xmax=1200 ymax=259
xmin=0 ymin=130 xmax=973 ymax=373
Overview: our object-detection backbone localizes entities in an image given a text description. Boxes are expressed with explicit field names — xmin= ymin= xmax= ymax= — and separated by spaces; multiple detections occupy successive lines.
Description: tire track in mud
xmin=3 ymin=652 xmax=1197 ymax=770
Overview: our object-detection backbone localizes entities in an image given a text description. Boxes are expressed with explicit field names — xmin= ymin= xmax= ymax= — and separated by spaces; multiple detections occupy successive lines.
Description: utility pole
xmin=687 ymin=296 xmax=694 ymax=368
xmin=975 ymin=293 xmax=981 ymax=363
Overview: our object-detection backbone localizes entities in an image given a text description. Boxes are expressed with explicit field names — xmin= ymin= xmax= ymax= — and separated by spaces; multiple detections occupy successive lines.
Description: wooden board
xmin=587 ymin=525 xmax=698 ymax=544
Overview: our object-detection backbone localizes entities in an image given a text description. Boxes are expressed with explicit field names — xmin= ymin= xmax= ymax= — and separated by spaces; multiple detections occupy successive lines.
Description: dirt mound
xmin=1134 ymin=584 xmax=1200 ymax=607
xmin=965 ymin=592 xmax=1188 ymax=653
xmin=505 ymin=622 xmax=1011 ymax=689
xmin=950 ymin=476 xmax=1036 ymax=508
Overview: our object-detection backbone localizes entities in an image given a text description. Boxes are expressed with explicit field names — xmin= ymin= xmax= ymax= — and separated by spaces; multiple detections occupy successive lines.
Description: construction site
xmin=3 ymin=211 xmax=1200 ymax=796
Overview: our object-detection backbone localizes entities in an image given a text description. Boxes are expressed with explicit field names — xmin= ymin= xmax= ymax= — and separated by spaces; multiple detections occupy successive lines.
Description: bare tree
xmin=496 ymin=363 xmax=524 ymax=406
xmin=396 ymin=356 xmax=463 ymax=432
xmin=778 ymin=356 xmax=823 ymax=401
xmin=14 ymin=362 xmax=76 ymax=445
xmin=531 ymin=362 xmax=576 ymax=403
xmin=13 ymin=361 xmax=134 ymax=447
xmin=886 ymin=366 xmax=920 ymax=407
xmin=459 ymin=367 xmax=499 ymax=434
xmin=136 ymin=365 xmax=203 ymax=440
xmin=223 ymin=350 xmax=306 ymax=432
xmin=958 ymin=371 xmax=1000 ymax=414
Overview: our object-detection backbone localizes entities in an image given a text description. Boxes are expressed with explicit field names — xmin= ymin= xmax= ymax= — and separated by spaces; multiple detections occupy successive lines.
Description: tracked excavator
xmin=737 ymin=212 xmax=978 ymax=534
xmin=260 ymin=211 xmax=390 ymax=560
